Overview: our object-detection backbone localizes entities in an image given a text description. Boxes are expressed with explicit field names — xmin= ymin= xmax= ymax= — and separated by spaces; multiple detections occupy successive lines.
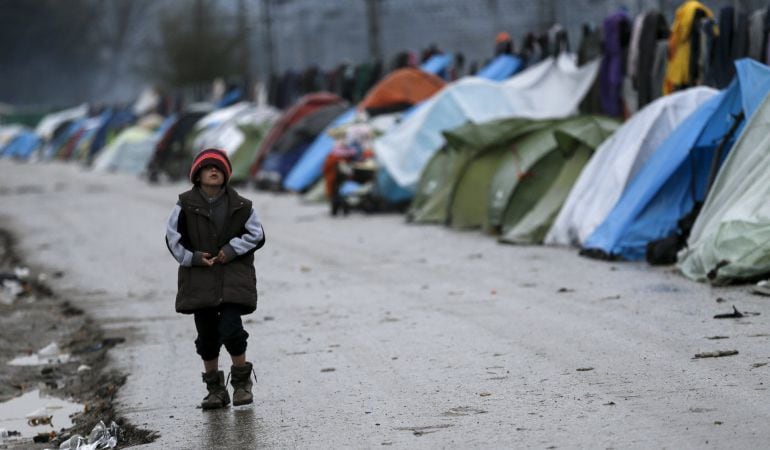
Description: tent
xmin=0 ymin=125 xmax=25 ymax=155
xmin=192 ymin=103 xmax=280 ymax=160
xmin=443 ymin=116 xmax=617 ymax=243
xmin=43 ymin=118 xmax=85 ymax=160
xmin=373 ymin=55 xmax=601 ymax=192
xmin=1 ymin=129 xmax=42 ymax=160
xmin=281 ymin=54 xmax=499 ymax=193
xmin=256 ymin=102 xmax=350 ymax=189
xmin=475 ymin=54 xmax=523 ymax=80
xmin=229 ymin=121 xmax=274 ymax=184
xmin=420 ymin=53 xmax=454 ymax=79
xmin=249 ymin=92 xmax=344 ymax=177
xmin=91 ymin=126 xmax=155 ymax=175
xmin=191 ymin=102 xmax=253 ymax=151
xmin=545 ymin=87 xmax=717 ymax=247
xmin=0 ymin=125 xmax=24 ymax=146
xmin=678 ymin=92 xmax=770 ymax=284
xmin=147 ymin=106 xmax=212 ymax=181
xmin=359 ymin=68 xmax=445 ymax=115
xmin=372 ymin=54 xmax=526 ymax=204
xmin=86 ymin=108 xmax=136 ymax=161
xmin=193 ymin=104 xmax=281 ymax=184
xmin=409 ymin=118 xmax=547 ymax=224
xmin=66 ymin=116 xmax=103 ymax=161
xmin=582 ymin=59 xmax=770 ymax=260
xmin=494 ymin=116 xmax=619 ymax=244
xmin=35 ymin=104 xmax=88 ymax=141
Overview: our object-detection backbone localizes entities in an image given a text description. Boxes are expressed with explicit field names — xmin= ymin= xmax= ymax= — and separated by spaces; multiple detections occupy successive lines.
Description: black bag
xmin=645 ymin=202 xmax=703 ymax=265
xmin=646 ymin=233 xmax=684 ymax=265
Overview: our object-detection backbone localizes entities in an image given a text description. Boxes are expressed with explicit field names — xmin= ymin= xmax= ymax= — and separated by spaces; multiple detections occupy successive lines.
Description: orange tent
xmin=358 ymin=68 xmax=445 ymax=115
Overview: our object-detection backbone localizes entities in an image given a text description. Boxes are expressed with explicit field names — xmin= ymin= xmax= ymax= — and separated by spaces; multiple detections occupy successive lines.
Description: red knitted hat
xmin=189 ymin=148 xmax=232 ymax=184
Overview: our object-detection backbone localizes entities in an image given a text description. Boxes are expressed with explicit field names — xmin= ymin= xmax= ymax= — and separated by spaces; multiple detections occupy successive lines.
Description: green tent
xmin=229 ymin=122 xmax=272 ymax=184
xmin=444 ymin=116 xmax=617 ymax=241
xmin=408 ymin=118 xmax=552 ymax=225
xmin=494 ymin=116 xmax=619 ymax=244
xmin=678 ymin=94 xmax=770 ymax=284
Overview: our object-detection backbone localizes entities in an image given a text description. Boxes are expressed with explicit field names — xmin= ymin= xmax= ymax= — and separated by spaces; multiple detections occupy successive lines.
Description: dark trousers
xmin=193 ymin=304 xmax=249 ymax=361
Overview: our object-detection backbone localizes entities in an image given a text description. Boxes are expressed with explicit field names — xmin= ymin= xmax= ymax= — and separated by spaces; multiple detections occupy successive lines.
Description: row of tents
xmin=404 ymin=57 xmax=770 ymax=286
xmin=4 ymin=35 xmax=770 ymax=286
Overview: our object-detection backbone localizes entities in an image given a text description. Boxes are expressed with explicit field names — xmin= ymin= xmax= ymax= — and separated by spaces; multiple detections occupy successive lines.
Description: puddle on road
xmin=0 ymin=390 xmax=83 ymax=438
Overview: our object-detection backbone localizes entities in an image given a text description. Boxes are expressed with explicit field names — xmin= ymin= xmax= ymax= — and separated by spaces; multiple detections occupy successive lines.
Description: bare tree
xmin=140 ymin=0 xmax=244 ymax=88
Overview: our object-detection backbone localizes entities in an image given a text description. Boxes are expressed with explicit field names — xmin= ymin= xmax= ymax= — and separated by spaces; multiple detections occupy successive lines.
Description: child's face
xmin=199 ymin=165 xmax=224 ymax=187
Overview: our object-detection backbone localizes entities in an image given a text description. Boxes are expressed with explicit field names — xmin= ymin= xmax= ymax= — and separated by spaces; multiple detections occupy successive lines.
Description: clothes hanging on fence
xmin=664 ymin=1 xmax=715 ymax=95
xmin=637 ymin=11 xmax=670 ymax=107
xmin=599 ymin=9 xmax=632 ymax=117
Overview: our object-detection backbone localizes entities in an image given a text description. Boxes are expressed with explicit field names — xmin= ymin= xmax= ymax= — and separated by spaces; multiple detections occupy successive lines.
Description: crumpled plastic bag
xmin=58 ymin=421 xmax=119 ymax=450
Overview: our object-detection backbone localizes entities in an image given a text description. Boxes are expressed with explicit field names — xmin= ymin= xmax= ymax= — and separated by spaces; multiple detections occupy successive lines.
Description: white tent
xmin=194 ymin=102 xmax=252 ymax=134
xmin=35 ymin=104 xmax=89 ymax=141
xmin=373 ymin=55 xmax=600 ymax=189
xmin=133 ymin=87 xmax=161 ymax=116
xmin=545 ymin=87 xmax=717 ymax=246
xmin=193 ymin=103 xmax=279 ymax=156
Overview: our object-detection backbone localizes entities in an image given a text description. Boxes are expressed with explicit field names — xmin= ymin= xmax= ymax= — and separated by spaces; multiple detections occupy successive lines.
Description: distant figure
xmin=391 ymin=51 xmax=413 ymax=70
xmin=468 ymin=60 xmax=479 ymax=75
xmin=165 ymin=148 xmax=265 ymax=410
xmin=421 ymin=43 xmax=441 ymax=62
xmin=451 ymin=52 xmax=466 ymax=79
xmin=495 ymin=31 xmax=514 ymax=55
xmin=520 ymin=32 xmax=544 ymax=65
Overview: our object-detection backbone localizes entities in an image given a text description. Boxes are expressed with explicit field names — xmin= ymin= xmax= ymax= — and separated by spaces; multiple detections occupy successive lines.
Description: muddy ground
xmin=0 ymin=230 xmax=155 ymax=449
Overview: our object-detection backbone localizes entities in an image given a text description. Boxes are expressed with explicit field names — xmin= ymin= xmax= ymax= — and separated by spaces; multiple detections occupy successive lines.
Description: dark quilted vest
xmin=175 ymin=186 xmax=259 ymax=314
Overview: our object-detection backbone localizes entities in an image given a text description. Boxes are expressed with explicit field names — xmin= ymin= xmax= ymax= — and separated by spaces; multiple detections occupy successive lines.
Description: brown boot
xmin=230 ymin=362 xmax=256 ymax=406
xmin=201 ymin=370 xmax=230 ymax=410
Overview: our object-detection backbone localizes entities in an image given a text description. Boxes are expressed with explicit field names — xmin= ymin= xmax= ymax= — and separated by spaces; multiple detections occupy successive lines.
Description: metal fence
xmin=253 ymin=0 xmax=766 ymax=80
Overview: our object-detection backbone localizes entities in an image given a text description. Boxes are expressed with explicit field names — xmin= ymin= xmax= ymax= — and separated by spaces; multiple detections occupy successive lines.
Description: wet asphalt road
xmin=1 ymin=161 xmax=769 ymax=448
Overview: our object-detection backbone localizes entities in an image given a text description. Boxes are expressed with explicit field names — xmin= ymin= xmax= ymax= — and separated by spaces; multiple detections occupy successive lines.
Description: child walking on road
xmin=165 ymin=148 xmax=265 ymax=410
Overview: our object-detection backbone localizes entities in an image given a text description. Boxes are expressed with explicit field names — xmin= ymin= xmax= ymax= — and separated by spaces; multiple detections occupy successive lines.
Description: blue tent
xmin=582 ymin=59 xmax=770 ymax=260
xmin=217 ymin=88 xmax=244 ymax=108
xmin=420 ymin=54 xmax=454 ymax=79
xmin=88 ymin=108 xmax=136 ymax=160
xmin=283 ymin=57 xmax=450 ymax=192
xmin=283 ymin=108 xmax=357 ymax=191
xmin=43 ymin=118 xmax=85 ymax=159
xmin=283 ymin=54 xmax=524 ymax=193
xmin=476 ymin=54 xmax=523 ymax=80
xmin=2 ymin=130 xmax=42 ymax=160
